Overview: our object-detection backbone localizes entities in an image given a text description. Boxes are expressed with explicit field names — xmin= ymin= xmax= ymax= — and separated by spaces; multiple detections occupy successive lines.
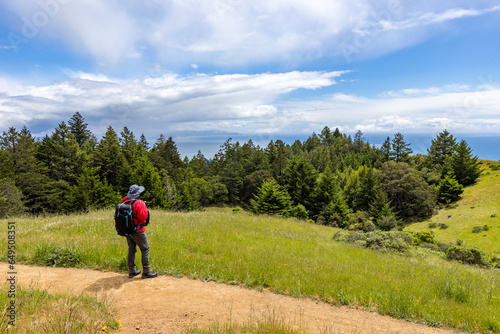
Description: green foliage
xmin=290 ymin=203 xmax=309 ymax=220
xmin=64 ymin=167 xmax=118 ymax=212
xmin=33 ymin=244 xmax=84 ymax=267
xmin=68 ymin=111 xmax=93 ymax=146
xmin=378 ymin=161 xmax=436 ymax=221
xmin=0 ymin=177 xmax=25 ymax=218
xmin=250 ymin=179 xmax=292 ymax=216
xmin=412 ymin=231 xmax=436 ymax=246
xmin=344 ymin=165 xmax=379 ymax=212
xmin=445 ymin=245 xmax=491 ymax=267
xmin=333 ymin=230 xmax=415 ymax=253
xmin=427 ymin=129 xmax=457 ymax=166
xmin=281 ymin=156 xmax=317 ymax=210
xmin=436 ymin=174 xmax=464 ymax=203
xmin=452 ymin=140 xmax=482 ymax=186
xmin=316 ymin=192 xmax=350 ymax=227
xmin=36 ymin=122 xmax=84 ymax=185
xmin=93 ymin=126 xmax=128 ymax=191
xmin=390 ymin=132 xmax=413 ymax=163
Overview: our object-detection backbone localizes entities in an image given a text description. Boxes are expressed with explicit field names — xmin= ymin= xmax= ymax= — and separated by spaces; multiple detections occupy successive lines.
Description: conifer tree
xmin=437 ymin=174 xmax=464 ymax=203
xmin=344 ymin=165 xmax=379 ymax=213
xmin=68 ymin=112 xmax=93 ymax=146
xmin=93 ymin=126 xmax=127 ymax=191
xmin=427 ymin=129 xmax=457 ymax=166
xmin=390 ymin=132 xmax=413 ymax=163
xmin=451 ymin=140 xmax=482 ymax=186
xmin=250 ymin=179 xmax=292 ymax=216
xmin=37 ymin=122 xmax=83 ymax=185
xmin=380 ymin=136 xmax=391 ymax=161
xmin=282 ymin=156 xmax=317 ymax=210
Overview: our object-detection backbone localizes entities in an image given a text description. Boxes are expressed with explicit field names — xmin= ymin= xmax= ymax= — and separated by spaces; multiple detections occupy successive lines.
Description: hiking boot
xmin=141 ymin=271 xmax=158 ymax=279
xmin=128 ymin=269 xmax=141 ymax=278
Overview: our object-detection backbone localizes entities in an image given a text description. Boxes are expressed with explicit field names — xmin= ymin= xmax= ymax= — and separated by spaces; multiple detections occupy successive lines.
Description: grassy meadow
xmin=405 ymin=160 xmax=500 ymax=256
xmin=1 ymin=206 xmax=500 ymax=333
xmin=0 ymin=283 xmax=119 ymax=333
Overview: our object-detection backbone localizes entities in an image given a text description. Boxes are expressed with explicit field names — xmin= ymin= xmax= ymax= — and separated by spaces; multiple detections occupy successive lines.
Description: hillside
xmin=1 ymin=207 xmax=500 ymax=332
xmin=405 ymin=159 xmax=500 ymax=255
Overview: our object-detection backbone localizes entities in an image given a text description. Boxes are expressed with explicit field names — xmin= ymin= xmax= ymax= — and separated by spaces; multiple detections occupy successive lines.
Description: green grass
xmin=1 ymin=207 xmax=500 ymax=333
xmin=406 ymin=160 xmax=500 ymax=256
xmin=0 ymin=283 xmax=118 ymax=333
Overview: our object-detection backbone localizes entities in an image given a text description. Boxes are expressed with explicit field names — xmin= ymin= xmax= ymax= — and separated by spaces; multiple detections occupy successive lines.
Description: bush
xmin=33 ymin=244 xmax=83 ymax=267
xmin=412 ymin=231 xmax=436 ymax=246
xmin=332 ymin=231 xmax=414 ymax=253
xmin=376 ymin=215 xmax=398 ymax=231
xmin=438 ymin=223 xmax=449 ymax=229
xmin=291 ymin=204 xmax=309 ymax=220
xmin=428 ymin=222 xmax=438 ymax=229
xmin=364 ymin=231 xmax=414 ymax=253
xmin=472 ymin=225 xmax=489 ymax=233
xmin=445 ymin=245 xmax=491 ymax=267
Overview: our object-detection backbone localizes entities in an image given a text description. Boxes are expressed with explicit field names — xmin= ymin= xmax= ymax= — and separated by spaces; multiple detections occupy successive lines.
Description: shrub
xmin=438 ymin=223 xmax=449 ymax=229
xmin=250 ymin=179 xmax=293 ymax=217
xmin=33 ymin=244 xmax=83 ymax=267
xmin=445 ymin=245 xmax=491 ymax=267
xmin=346 ymin=211 xmax=375 ymax=232
xmin=333 ymin=231 xmax=414 ymax=253
xmin=364 ymin=231 xmax=414 ymax=253
xmin=376 ymin=214 xmax=398 ymax=231
xmin=412 ymin=231 xmax=436 ymax=246
xmin=291 ymin=204 xmax=309 ymax=220
xmin=472 ymin=225 xmax=489 ymax=233
xmin=428 ymin=222 xmax=438 ymax=229
xmin=472 ymin=226 xmax=483 ymax=233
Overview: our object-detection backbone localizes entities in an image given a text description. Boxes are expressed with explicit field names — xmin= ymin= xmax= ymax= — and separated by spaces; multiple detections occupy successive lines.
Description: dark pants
xmin=126 ymin=232 xmax=150 ymax=274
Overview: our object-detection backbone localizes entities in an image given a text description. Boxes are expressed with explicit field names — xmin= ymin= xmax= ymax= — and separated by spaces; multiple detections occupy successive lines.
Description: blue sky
xmin=1 ymin=0 xmax=499 ymax=159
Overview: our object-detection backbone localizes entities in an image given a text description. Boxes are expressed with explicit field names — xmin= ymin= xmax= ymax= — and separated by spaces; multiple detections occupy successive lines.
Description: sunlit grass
xmin=1 ymin=207 xmax=499 ymax=333
xmin=0 ymin=283 xmax=117 ymax=333
xmin=406 ymin=159 xmax=500 ymax=255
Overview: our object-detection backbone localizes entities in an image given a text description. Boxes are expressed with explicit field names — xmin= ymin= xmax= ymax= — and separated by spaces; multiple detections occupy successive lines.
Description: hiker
xmin=123 ymin=184 xmax=158 ymax=279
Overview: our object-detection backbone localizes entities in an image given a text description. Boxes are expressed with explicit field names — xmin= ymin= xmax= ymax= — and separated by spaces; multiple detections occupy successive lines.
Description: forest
xmin=0 ymin=112 xmax=482 ymax=231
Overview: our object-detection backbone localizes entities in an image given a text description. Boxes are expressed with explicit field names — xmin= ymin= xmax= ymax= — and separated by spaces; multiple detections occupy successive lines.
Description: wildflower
xmin=102 ymin=325 xmax=107 ymax=331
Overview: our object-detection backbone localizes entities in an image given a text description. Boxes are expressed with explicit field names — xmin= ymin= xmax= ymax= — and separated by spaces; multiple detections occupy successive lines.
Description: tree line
xmin=0 ymin=113 xmax=482 ymax=231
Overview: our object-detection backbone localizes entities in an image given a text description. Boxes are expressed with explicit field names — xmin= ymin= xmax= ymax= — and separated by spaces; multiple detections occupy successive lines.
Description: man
xmin=123 ymin=184 xmax=158 ymax=279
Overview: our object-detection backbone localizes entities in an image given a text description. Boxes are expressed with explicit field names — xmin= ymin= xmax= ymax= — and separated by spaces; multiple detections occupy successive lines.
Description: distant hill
xmin=405 ymin=159 xmax=500 ymax=255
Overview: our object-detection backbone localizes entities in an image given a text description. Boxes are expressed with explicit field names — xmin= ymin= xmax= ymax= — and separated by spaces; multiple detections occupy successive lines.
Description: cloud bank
xmin=1 ymin=72 xmax=498 ymax=148
xmin=2 ymin=0 xmax=499 ymax=68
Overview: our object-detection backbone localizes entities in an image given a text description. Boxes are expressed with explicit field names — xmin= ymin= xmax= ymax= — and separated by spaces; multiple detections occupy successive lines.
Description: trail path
xmin=11 ymin=264 xmax=459 ymax=334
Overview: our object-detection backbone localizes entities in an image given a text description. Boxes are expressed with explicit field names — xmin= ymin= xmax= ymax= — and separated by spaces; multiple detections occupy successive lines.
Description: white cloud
xmin=3 ymin=1 xmax=499 ymax=68
xmin=0 ymin=70 xmax=344 ymax=136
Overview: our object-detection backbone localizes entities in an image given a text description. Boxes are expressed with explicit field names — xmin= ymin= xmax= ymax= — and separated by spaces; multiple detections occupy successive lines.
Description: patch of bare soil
xmin=10 ymin=264 xmax=459 ymax=334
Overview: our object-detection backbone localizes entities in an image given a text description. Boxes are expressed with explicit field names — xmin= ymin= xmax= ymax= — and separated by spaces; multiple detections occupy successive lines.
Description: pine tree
xmin=282 ymin=156 xmax=317 ymax=210
xmin=120 ymin=127 xmax=139 ymax=164
xmin=138 ymin=133 xmax=150 ymax=153
xmin=451 ymin=140 xmax=482 ymax=186
xmin=250 ymin=179 xmax=292 ymax=216
xmin=36 ymin=122 xmax=83 ymax=185
xmin=93 ymin=126 xmax=127 ymax=191
xmin=344 ymin=165 xmax=380 ymax=213
xmin=68 ymin=112 xmax=92 ymax=146
xmin=437 ymin=174 xmax=464 ymax=203
xmin=427 ymin=130 xmax=457 ymax=166
xmin=390 ymin=132 xmax=413 ymax=163
xmin=380 ymin=136 xmax=391 ymax=161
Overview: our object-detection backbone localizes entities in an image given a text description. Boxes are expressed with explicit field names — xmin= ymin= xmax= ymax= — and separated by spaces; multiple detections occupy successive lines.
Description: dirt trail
xmin=10 ymin=264 xmax=458 ymax=334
